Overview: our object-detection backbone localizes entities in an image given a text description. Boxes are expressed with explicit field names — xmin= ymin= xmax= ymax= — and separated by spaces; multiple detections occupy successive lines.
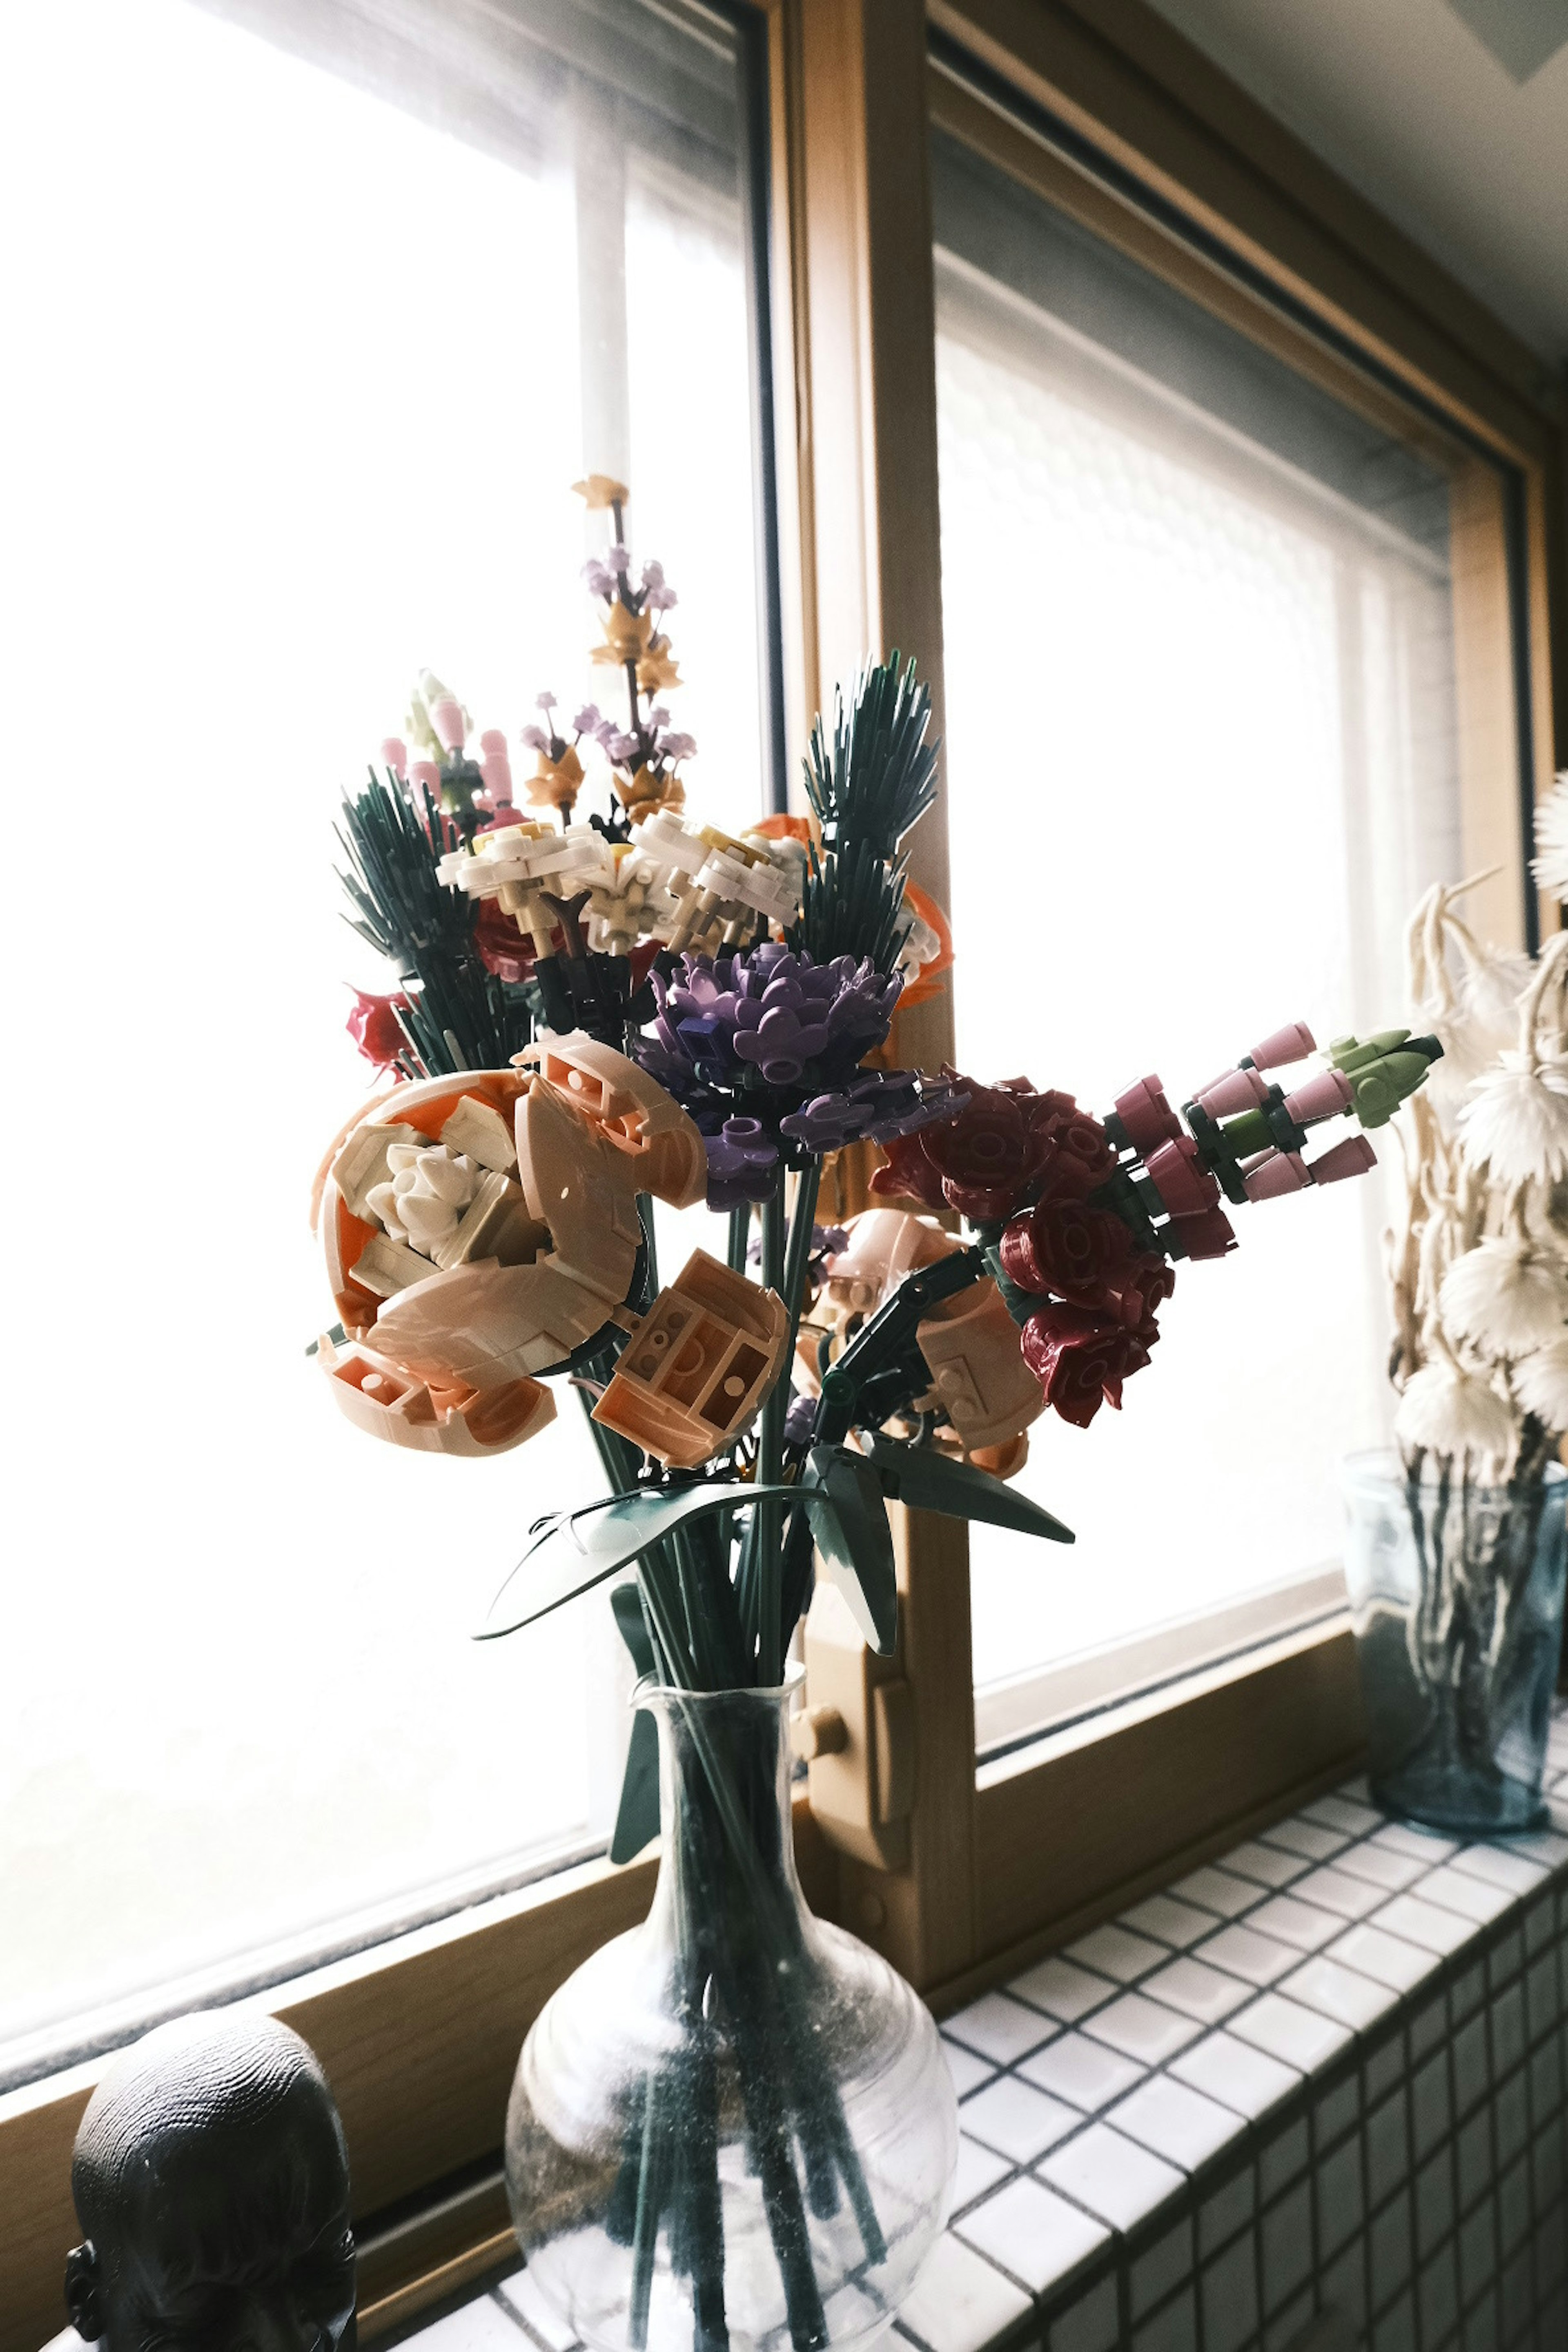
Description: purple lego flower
xmin=519 ymin=724 xmax=548 ymax=751
xmin=704 ymin=1116 xmax=780 ymax=1211
xmin=784 ymin=1392 xmax=817 ymax=1449
xmin=642 ymin=945 xmax=901 ymax=1092
xmin=641 ymin=559 xmax=666 ymax=590
xmin=606 ymin=542 xmax=632 ymax=575
xmin=777 ymin=1094 xmax=866 ymax=1151
xmin=583 ymin=558 xmax=617 ymax=598
xmin=659 ymin=731 xmax=697 ymax=763
xmin=780 ymin=1069 xmax=972 ymax=1152
xmin=604 ymin=728 xmax=641 ymax=766
xmin=535 ymin=690 xmax=557 ymax=711
xmin=646 ymin=586 xmax=677 ymax=614
xmin=572 ymin=704 xmax=601 ymax=736
xmin=632 ymin=942 xmax=965 ymax=1176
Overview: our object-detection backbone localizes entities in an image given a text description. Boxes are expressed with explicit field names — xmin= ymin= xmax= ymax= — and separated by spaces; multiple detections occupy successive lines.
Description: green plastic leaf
xmin=802 ymin=1446 xmax=898 ymax=1655
xmin=606 ymin=1584 xmax=661 ymax=1865
xmin=609 ymin=1705 xmax=661 ymax=1864
xmin=864 ymin=1439 xmax=1075 ymax=1546
xmin=610 ymin=1579 xmax=657 ymax=1679
xmin=476 ymin=1482 xmax=795 ymax=1641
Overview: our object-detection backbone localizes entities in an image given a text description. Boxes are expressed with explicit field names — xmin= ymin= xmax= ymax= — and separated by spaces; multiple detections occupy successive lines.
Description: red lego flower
xmin=1019 ymin=1303 xmax=1154 ymax=1427
xmin=909 ymin=1079 xmax=1052 ymax=1221
xmin=346 ymin=989 xmax=410 ymax=1071
xmin=870 ymin=1127 xmax=950 ymax=1213
xmin=474 ymin=899 xmax=537 ymax=985
xmin=1000 ymin=1197 xmax=1140 ymax=1316
xmin=872 ymin=1074 xmax=1118 ymax=1223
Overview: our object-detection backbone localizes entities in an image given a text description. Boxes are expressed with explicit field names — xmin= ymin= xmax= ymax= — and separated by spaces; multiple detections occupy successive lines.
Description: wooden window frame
xmin=3 ymin=2 xmax=1563 ymax=2344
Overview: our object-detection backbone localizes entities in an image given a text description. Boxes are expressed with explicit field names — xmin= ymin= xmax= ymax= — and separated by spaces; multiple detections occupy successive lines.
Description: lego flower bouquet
xmin=1345 ymin=800 xmax=1568 ymax=1835
xmin=312 ymin=481 xmax=1440 ymax=2352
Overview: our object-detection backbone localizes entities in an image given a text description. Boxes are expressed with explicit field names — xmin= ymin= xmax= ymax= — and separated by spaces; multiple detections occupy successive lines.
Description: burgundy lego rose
xmin=999 ymin=1198 xmax=1140 ymax=1318
xmin=1033 ymin=1116 xmax=1117 ymax=1201
xmin=873 ymin=1076 xmax=1118 ymax=1223
xmin=1019 ymin=1303 xmax=1154 ymax=1427
xmin=869 ymin=1127 xmax=949 ymax=1213
xmin=474 ymin=898 xmax=538 ymax=984
xmin=998 ymin=1081 xmax=1117 ymax=1200
xmin=346 ymin=989 xmax=410 ymax=1071
xmin=916 ymin=1079 xmax=1051 ymax=1221
xmin=1131 ymin=1255 xmax=1176 ymax=1321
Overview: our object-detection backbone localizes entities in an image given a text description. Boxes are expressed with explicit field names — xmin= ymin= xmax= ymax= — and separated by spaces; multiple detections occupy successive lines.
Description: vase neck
xmin=642 ymin=1686 xmax=807 ymax=1952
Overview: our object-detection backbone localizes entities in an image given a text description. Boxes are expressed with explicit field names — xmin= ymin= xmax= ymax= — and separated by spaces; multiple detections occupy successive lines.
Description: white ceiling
xmin=1143 ymin=0 xmax=1568 ymax=373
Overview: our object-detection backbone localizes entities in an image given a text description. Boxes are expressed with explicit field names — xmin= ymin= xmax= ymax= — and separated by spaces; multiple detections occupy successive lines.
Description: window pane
xmin=928 ymin=134 xmax=1506 ymax=1711
xmin=0 ymin=0 xmax=771 ymax=2078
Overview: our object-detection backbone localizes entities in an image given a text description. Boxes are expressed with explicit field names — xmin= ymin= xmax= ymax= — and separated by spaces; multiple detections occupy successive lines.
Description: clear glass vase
xmin=504 ymin=1681 xmax=956 ymax=2352
xmin=1341 ymin=1449 xmax=1568 ymax=1834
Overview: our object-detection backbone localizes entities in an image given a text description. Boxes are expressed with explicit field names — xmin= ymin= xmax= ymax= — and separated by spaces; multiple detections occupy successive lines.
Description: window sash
xmin=2 ymin=2 xmax=1563 ymax=2343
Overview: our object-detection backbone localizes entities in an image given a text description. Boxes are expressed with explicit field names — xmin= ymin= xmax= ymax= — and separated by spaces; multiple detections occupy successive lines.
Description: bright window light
xmin=0 ymin=0 xmax=767 ymax=2075
xmin=931 ymin=138 xmax=1468 ymax=1700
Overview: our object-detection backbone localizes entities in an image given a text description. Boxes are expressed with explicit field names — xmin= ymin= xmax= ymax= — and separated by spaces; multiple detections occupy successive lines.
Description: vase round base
xmin=1341 ymin=1452 xmax=1567 ymax=1845
xmin=1370 ymin=1757 xmax=1548 ymax=1838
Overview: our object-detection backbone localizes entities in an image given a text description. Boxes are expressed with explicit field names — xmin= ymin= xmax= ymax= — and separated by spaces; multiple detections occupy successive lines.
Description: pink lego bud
xmin=481 ymin=747 xmax=514 ymax=806
xmin=479 ymin=728 xmax=508 ymax=758
xmin=381 ymin=736 xmax=408 ymax=780
xmin=409 ymin=760 xmax=441 ymax=796
xmin=1283 ymin=1069 xmax=1353 ymax=1124
xmin=1114 ymin=1075 xmax=1181 ymax=1155
xmin=1249 ymin=1022 xmax=1316 ymax=1072
xmin=1195 ymin=1066 xmax=1270 ymax=1118
xmin=1244 ymin=1150 xmax=1308 ymax=1203
xmin=1306 ymin=1134 xmax=1377 ymax=1186
xmin=1146 ymin=1135 xmax=1220 ymax=1218
xmin=430 ymin=696 xmax=466 ymax=753
xmin=1172 ymin=1206 xmax=1236 ymax=1260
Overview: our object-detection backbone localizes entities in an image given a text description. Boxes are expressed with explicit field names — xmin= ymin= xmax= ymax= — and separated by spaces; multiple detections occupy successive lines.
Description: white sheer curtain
xmin=932 ymin=241 xmax=1464 ymax=1699
xmin=0 ymin=0 xmax=766 ymax=2075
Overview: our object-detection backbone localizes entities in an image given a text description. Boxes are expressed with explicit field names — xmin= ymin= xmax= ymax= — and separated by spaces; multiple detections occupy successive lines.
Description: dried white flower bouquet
xmin=1390 ymin=782 xmax=1568 ymax=1483
xmin=1362 ymin=773 xmax=1568 ymax=1828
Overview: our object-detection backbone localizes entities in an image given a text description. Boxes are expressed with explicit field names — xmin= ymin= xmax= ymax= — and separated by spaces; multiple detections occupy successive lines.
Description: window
xmin=4 ymin=7 xmax=1566 ymax=2341
xmin=927 ymin=127 xmax=1532 ymax=1743
xmin=0 ymin=0 xmax=777 ymax=2086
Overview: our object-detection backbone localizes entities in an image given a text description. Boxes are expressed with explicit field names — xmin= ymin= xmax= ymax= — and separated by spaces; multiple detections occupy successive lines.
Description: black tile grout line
xmin=947 ymin=1807 xmax=1568 ymax=2082
xmin=932 ymin=1855 xmax=1568 ymax=2344
xmin=486 ymin=2282 xmax=547 ymax=2348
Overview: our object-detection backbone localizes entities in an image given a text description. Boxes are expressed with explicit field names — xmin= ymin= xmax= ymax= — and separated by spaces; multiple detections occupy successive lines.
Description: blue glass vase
xmin=1342 ymin=1450 xmax=1568 ymax=1834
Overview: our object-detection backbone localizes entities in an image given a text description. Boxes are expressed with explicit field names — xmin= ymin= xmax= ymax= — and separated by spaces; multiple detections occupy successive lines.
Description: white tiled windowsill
xmin=387 ymin=1713 xmax=1568 ymax=2352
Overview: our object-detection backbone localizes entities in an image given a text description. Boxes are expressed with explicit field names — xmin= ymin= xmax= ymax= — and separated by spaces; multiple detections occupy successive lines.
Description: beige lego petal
xmin=320 ymin=1334 xmax=555 ymax=1456
xmin=372 ymin=1257 xmax=622 ymax=1388
xmin=517 ymin=1031 xmax=709 ymax=1209
xmin=594 ymin=1250 xmax=790 ymax=1468
xmin=515 ymin=1079 xmax=642 ymax=1301
xmin=916 ymin=1278 xmax=1043 ymax=1453
xmin=365 ymin=1069 xmax=528 ymax=1146
xmin=351 ymin=1230 xmax=443 ymax=1298
xmin=440 ymin=1094 xmax=519 ymax=1173
xmin=321 ymin=1178 xmax=388 ymax=1334
xmin=824 ymin=1209 xmax=961 ymax=1309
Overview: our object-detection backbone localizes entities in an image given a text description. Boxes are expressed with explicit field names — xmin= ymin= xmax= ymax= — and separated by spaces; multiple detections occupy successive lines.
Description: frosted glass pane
xmin=931 ymin=147 xmax=1468 ymax=1699
xmin=0 ymin=0 xmax=766 ymax=2074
